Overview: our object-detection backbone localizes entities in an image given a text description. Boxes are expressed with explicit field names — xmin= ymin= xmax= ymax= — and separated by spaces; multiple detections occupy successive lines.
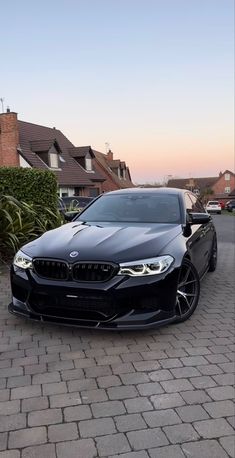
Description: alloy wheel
xmin=175 ymin=259 xmax=200 ymax=322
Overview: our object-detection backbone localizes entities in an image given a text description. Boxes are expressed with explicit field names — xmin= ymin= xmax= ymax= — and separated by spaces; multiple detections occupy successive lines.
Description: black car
xmin=226 ymin=200 xmax=235 ymax=212
xmin=9 ymin=188 xmax=217 ymax=330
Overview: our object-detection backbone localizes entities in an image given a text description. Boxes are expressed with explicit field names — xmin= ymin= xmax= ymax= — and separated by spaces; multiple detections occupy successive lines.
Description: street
xmin=0 ymin=215 xmax=234 ymax=458
xmin=212 ymin=213 xmax=235 ymax=243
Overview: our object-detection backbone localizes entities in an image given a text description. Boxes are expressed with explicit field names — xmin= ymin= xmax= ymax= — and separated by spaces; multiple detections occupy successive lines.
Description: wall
xmin=19 ymin=155 xmax=31 ymax=168
xmin=0 ymin=112 xmax=19 ymax=166
xmin=94 ymin=159 xmax=120 ymax=193
xmin=213 ymin=172 xmax=235 ymax=195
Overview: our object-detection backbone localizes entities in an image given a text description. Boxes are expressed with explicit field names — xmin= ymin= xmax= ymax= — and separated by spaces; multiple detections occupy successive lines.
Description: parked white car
xmin=206 ymin=201 xmax=221 ymax=214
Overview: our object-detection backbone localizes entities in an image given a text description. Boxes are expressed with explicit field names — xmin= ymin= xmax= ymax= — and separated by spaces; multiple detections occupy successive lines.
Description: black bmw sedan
xmin=9 ymin=188 xmax=217 ymax=330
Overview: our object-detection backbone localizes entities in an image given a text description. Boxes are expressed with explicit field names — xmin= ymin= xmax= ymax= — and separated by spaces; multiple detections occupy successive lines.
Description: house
xmin=167 ymin=176 xmax=218 ymax=196
xmin=211 ymin=170 xmax=235 ymax=203
xmin=0 ymin=110 xmax=134 ymax=196
xmin=167 ymin=170 xmax=235 ymax=204
xmin=228 ymin=188 xmax=235 ymax=198
xmin=93 ymin=149 xmax=134 ymax=192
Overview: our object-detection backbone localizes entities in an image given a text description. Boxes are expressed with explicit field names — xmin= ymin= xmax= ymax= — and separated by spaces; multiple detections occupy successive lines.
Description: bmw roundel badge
xmin=69 ymin=251 xmax=79 ymax=258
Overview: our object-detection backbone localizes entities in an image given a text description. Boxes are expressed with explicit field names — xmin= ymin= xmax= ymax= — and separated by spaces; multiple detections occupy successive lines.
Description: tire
xmin=174 ymin=258 xmax=200 ymax=323
xmin=208 ymin=236 xmax=217 ymax=272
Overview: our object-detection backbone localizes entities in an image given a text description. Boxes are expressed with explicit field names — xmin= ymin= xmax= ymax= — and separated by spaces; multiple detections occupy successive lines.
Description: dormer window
xmin=85 ymin=157 xmax=92 ymax=171
xmin=30 ymin=140 xmax=61 ymax=169
xmin=68 ymin=146 xmax=94 ymax=172
xmin=120 ymin=168 xmax=126 ymax=180
xmin=50 ymin=151 xmax=59 ymax=168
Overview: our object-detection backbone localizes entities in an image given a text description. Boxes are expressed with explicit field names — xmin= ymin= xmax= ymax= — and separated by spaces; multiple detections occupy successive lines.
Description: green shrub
xmin=0 ymin=167 xmax=58 ymax=224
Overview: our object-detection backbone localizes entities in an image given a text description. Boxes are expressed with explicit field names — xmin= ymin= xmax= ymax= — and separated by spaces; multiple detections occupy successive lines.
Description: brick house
xmin=0 ymin=110 xmax=134 ymax=196
xmin=167 ymin=176 xmax=217 ymax=195
xmin=93 ymin=149 xmax=133 ymax=193
xmin=211 ymin=170 xmax=235 ymax=203
xmin=229 ymin=188 xmax=235 ymax=198
xmin=167 ymin=170 xmax=235 ymax=204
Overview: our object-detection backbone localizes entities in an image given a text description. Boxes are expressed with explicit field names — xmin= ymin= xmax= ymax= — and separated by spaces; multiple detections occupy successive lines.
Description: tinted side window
xmin=190 ymin=194 xmax=205 ymax=213
xmin=185 ymin=193 xmax=193 ymax=212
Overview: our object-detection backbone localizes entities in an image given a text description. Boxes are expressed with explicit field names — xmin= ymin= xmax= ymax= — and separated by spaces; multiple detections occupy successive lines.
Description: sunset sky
xmin=1 ymin=0 xmax=234 ymax=183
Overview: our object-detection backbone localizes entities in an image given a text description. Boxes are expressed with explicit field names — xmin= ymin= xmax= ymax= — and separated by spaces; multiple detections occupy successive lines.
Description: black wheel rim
xmin=175 ymin=262 xmax=199 ymax=318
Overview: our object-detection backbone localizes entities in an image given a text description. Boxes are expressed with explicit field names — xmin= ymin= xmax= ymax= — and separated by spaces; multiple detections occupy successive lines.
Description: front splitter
xmin=8 ymin=302 xmax=176 ymax=331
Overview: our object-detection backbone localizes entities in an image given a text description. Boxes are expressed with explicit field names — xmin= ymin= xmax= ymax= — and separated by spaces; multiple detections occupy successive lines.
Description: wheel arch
xmin=182 ymin=252 xmax=191 ymax=262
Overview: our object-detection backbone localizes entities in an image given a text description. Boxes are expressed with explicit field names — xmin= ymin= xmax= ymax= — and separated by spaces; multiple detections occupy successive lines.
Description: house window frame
xmin=85 ymin=157 xmax=92 ymax=171
xmin=225 ymin=173 xmax=230 ymax=181
xmin=49 ymin=151 xmax=59 ymax=169
xmin=59 ymin=187 xmax=75 ymax=197
xmin=120 ymin=168 xmax=126 ymax=180
xmin=225 ymin=186 xmax=231 ymax=193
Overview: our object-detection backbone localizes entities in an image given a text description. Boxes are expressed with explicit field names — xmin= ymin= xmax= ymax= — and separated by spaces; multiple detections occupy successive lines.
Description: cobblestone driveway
xmin=0 ymin=238 xmax=234 ymax=457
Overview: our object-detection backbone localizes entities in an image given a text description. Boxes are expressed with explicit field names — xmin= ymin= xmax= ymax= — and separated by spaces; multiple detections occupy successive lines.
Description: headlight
xmin=13 ymin=250 xmax=32 ymax=269
xmin=118 ymin=255 xmax=174 ymax=277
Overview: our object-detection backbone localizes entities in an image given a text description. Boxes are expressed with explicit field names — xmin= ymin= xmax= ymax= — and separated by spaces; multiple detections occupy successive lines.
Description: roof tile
xmin=18 ymin=121 xmax=93 ymax=186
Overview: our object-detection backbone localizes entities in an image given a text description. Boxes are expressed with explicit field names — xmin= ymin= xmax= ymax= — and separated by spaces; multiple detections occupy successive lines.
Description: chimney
xmin=107 ymin=149 xmax=113 ymax=161
xmin=0 ymin=111 xmax=20 ymax=166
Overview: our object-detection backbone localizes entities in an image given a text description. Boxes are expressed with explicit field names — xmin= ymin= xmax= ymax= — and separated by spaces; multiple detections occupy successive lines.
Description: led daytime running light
xmin=118 ymin=255 xmax=174 ymax=277
xmin=14 ymin=251 xmax=33 ymax=269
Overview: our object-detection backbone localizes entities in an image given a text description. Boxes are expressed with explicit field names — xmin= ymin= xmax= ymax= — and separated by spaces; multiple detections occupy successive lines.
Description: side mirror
xmin=64 ymin=212 xmax=77 ymax=222
xmin=189 ymin=212 xmax=211 ymax=225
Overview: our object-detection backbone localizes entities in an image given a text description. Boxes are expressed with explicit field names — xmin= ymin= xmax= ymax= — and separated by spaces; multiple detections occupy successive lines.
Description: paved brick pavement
xmin=0 ymin=240 xmax=234 ymax=457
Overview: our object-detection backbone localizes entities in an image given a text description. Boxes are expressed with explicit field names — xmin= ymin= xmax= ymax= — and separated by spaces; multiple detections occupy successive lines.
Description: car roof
xmin=105 ymin=187 xmax=186 ymax=196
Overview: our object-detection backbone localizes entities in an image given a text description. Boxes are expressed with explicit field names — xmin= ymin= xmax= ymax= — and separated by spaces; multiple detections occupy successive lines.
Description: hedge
xmin=0 ymin=167 xmax=58 ymax=216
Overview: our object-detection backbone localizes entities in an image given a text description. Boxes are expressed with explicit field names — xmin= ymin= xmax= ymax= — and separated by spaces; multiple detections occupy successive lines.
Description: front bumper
xmin=9 ymin=265 xmax=179 ymax=330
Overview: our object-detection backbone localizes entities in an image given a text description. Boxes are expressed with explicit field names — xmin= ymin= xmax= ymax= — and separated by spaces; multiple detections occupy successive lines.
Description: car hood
xmin=22 ymin=221 xmax=182 ymax=263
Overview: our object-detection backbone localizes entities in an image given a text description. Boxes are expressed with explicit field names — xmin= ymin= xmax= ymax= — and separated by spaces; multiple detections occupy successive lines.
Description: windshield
xmin=76 ymin=193 xmax=181 ymax=224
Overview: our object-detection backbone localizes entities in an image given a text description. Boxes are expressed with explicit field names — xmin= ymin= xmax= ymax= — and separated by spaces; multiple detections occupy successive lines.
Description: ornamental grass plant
xmin=0 ymin=195 xmax=63 ymax=261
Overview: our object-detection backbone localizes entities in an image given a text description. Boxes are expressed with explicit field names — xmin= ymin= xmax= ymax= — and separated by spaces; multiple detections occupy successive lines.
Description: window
xmin=50 ymin=152 xmax=59 ymax=168
xmin=185 ymin=193 xmax=204 ymax=213
xmin=225 ymin=187 xmax=231 ymax=193
xmin=190 ymin=194 xmax=205 ymax=213
xmin=85 ymin=158 xmax=92 ymax=171
xmin=76 ymin=194 xmax=181 ymax=223
xmin=120 ymin=168 xmax=126 ymax=180
xmin=225 ymin=173 xmax=230 ymax=181
xmin=185 ymin=193 xmax=193 ymax=212
xmin=59 ymin=187 xmax=75 ymax=197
